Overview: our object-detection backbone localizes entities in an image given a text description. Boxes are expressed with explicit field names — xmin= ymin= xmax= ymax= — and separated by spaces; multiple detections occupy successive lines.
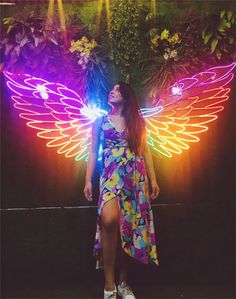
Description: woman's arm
xmin=83 ymin=117 xmax=102 ymax=201
xmin=141 ymin=137 xmax=160 ymax=200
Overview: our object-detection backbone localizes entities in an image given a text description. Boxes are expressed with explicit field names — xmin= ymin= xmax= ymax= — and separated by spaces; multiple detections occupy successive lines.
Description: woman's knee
xmin=102 ymin=217 xmax=119 ymax=232
xmin=101 ymin=198 xmax=120 ymax=232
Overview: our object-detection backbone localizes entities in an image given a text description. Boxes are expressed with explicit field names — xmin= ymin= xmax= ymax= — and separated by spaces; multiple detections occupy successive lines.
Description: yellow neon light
xmin=4 ymin=62 xmax=236 ymax=161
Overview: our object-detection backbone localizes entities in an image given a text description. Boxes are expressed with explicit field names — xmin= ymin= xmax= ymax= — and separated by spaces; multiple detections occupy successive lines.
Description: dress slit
xmin=93 ymin=114 xmax=159 ymax=270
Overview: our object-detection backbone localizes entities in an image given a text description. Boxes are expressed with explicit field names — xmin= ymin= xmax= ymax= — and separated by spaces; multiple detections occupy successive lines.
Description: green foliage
xmin=1 ymin=1 xmax=236 ymax=105
xmin=110 ymin=0 xmax=143 ymax=82
xmin=141 ymin=9 xmax=211 ymax=100
xmin=202 ymin=10 xmax=236 ymax=60
xmin=63 ymin=2 xmax=98 ymax=35
xmin=0 ymin=12 xmax=111 ymax=103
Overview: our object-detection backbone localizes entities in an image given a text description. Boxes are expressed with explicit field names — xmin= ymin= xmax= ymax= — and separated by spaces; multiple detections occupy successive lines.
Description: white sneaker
xmin=117 ymin=281 xmax=136 ymax=299
xmin=104 ymin=284 xmax=117 ymax=299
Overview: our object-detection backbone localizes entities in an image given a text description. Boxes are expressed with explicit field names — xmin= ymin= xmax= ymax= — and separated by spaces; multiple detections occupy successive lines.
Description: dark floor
xmin=3 ymin=281 xmax=235 ymax=299
xmin=1 ymin=202 xmax=235 ymax=299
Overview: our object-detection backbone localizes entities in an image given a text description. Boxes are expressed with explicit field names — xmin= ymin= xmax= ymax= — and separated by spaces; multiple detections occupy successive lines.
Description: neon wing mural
xmin=3 ymin=62 xmax=236 ymax=160
xmin=141 ymin=62 xmax=236 ymax=158
xmin=3 ymin=71 xmax=107 ymax=161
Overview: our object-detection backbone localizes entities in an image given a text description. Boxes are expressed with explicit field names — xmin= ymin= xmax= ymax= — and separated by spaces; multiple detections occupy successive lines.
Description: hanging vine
xmin=110 ymin=0 xmax=142 ymax=82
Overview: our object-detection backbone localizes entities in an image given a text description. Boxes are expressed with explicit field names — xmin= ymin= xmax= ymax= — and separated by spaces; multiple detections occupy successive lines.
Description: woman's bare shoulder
xmin=92 ymin=115 xmax=104 ymax=132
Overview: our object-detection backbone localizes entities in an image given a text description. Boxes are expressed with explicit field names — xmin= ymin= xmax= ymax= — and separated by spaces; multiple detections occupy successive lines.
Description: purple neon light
xmin=3 ymin=62 xmax=236 ymax=159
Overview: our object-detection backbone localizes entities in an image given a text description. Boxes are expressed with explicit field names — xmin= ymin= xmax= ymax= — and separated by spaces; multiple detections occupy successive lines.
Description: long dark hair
xmin=117 ymin=81 xmax=146 ymax=155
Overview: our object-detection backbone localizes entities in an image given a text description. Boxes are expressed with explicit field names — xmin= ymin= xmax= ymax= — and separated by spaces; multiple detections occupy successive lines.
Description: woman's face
xmin=108 ymin=84 xmax=125 ymax=104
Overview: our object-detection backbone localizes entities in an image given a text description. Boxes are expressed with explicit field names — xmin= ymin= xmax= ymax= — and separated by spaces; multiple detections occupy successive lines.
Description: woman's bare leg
xmin=101 ymin=198 xmax=120 ymax=291
xmin=118 ymin=234 xmax=129 ymax=283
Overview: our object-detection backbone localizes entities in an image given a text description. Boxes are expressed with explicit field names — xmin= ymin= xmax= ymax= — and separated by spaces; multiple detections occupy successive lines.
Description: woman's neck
xmin=110 ymin=105 xmax=124 ymax=116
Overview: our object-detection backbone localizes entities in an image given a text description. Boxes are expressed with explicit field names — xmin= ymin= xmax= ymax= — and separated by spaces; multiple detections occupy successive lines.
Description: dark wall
xmin=1 ymin=0 xmax=236 ymax=288
xmin=1 ymin=72 xmax=235 ymax=208
xmin=1 ymin=71 xmax=235 ymax=298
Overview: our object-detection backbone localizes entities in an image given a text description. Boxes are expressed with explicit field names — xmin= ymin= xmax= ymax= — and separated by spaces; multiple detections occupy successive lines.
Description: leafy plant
xmin=110 ymin=0 xmax=143 ymax=82
xmin=148 ymin=28 xmax=181 ymax=60
xmin=69 ymin=36 xmax=98 ymax=69
xmin=1 ymin=15 xmax=75 ymax=73
xmin=1 ymin=12 xmax=111 ymax=105
xmin=140 ymin=9 xmax=218 ymax=103
xmin=1 ymin=2 xmax=235 ymax=108
xmin=202 ymin=10 xmax=236 ymax=60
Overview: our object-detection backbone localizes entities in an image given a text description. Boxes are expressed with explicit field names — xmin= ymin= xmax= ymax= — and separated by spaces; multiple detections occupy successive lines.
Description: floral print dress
xmin=93 ymin=114 xmax=159 ymax=270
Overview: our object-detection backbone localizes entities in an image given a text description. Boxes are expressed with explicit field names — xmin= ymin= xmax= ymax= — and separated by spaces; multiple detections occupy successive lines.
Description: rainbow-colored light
xmin=145 ymin=62 xmax=236 ymax=157
xmin=4 ymin=72 xmax=107 ymax=161
xmin=3 ymin=62 xmax=236 ymax=160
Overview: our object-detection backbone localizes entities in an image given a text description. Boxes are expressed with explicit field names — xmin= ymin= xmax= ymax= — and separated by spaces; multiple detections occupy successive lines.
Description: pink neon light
xmin=3 ymin=62 xmax=236 ymax=159
xmin=3 ymin=71 xmax=106 ymax=160
xmin=144 ymin=62 xmax=236 ymax=157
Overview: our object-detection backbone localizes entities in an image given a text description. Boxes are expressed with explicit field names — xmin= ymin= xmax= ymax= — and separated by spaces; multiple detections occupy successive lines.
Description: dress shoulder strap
xmin=95 ymin=115 xmax=105 ymax=133
xmin=101 ymin=114 xmax=107 ymax=125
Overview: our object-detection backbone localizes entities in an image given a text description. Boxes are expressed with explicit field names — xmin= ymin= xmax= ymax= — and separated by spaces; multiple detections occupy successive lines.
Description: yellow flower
xmin=91 ymin=39 xmax=97 ymax=46
xmin=69 ymin=40 xmax=77 ymax=52
xmin=84 ymin=49 xmax=91 ymax=56
xmin=151 ymin=35 xmax=159 ymax=46
xmin=70 ymin=36 xmax=97 ymax=57
xmin=83 ymin=44 xmax=89 ymax=50
xmin=75 ymin=40 xmax=82 ymax=47
xmin=76 ymin=45 xmax=83 ymax=52
xmin=81 ymin=36 xmax=88 ymax=43
xmin=87 ymin=40 xmax=97 ymax=51
xmin=168 ymin=33 xmax=180 ymax=44
xmin=160 ymin=29 xmax=169 ymax=40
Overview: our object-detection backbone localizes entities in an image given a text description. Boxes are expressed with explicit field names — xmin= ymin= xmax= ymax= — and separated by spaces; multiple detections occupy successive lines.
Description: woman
xmin=83 ymin=81 xmax=160 ymax=299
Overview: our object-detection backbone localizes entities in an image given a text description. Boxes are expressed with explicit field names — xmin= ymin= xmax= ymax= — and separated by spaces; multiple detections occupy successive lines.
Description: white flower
xmin=170 ymin=49 xmax=177 ymax=58
xmin=163 ymin=53 xmax=169 ymax=60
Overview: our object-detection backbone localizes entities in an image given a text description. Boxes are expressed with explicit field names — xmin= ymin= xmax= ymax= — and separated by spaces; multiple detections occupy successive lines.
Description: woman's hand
xmin=83 ymin=181 xmax=93 ymax=201
xmin=150 ymin=180 xmax=160 ymax=200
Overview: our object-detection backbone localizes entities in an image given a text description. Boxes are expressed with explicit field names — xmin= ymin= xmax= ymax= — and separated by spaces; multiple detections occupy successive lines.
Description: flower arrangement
xmin=141 ymin=10 xmax=210 ymax=105
xmin=0 ymin=12 xmax=111 ymax=106
xmin=0 ymin=15 xmax=75 ymax=76
xmin=150 ymin=28 xmax=181 ymax=61
xmin=1 ymin=2 xmax=235 ymax=108
xmin=69 ymin=36 xmax=97 ymax=69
